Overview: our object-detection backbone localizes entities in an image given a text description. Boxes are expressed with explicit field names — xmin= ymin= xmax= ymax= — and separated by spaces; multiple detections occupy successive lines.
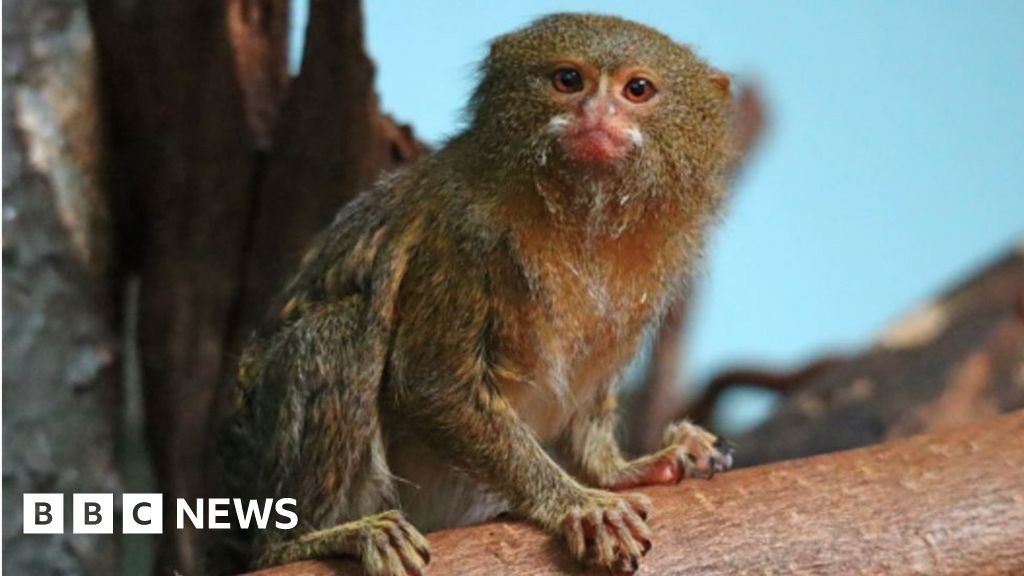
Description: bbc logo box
xmin=123 ymin=493 xmax=163 ymax=534
xmin=23 ymin=494 xmax=64 ymax=534
xmin=23 ymin=493 xmax=163 ymax=534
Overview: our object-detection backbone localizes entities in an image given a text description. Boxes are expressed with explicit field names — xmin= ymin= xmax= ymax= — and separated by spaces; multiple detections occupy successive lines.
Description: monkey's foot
xmin=659 ymin=420 xmax=734 ymax=480
xmin=609 ymin=421 xmax=733 ymax=490
xmin=259 ymin=510 xmax=430 ymax=576
xmin=561 ymin=489 xmax=652 ymax=574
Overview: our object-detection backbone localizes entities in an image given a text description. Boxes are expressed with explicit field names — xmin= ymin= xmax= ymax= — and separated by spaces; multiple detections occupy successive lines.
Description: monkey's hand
xmin=608 ymin=421 xmax=733 ymax=491
xmin=256 ymin=510 xmax=430 ymax=576
xmin=561 ymin=488 xmax=653 ymax=573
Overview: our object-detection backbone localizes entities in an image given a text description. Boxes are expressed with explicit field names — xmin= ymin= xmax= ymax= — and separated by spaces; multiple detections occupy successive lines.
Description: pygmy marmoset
xmin=220 ymin=12 xmax=736 ymax=575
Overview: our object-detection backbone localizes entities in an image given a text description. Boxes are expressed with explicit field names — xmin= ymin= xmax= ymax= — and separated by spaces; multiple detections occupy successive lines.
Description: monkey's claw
xmin=562 ymin=490 xmax=652 ymax=573
xmin=661 ymin=420 xmax=734 ymax=480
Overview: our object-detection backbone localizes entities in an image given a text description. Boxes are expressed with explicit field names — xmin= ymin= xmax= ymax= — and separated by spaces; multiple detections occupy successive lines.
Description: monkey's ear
xmin=709 ymin=70 xmax=732 ymax=97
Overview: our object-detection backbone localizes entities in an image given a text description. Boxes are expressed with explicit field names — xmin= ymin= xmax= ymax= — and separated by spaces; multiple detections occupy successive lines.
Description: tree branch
xmin=245 ymin=410 xmax=1024 ymax=576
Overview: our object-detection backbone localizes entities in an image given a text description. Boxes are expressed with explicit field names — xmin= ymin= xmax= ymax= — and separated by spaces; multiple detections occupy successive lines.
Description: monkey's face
xmin=543 ymin=61 xmax=657 ymax=166
xmin=470 ymin=13 xmax=732 ymax=193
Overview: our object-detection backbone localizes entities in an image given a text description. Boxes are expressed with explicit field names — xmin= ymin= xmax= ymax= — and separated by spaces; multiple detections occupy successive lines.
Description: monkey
xmin=217 ymin=12 xmax=737 ymax=576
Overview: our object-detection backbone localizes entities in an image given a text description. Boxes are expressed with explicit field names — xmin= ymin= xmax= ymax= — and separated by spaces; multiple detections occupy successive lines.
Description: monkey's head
xmin=468 ymin=13 xmax=733 ymax=206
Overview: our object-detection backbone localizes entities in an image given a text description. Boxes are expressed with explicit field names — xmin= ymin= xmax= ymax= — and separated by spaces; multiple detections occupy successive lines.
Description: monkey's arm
xmin=391 ymin=332 xmax=655 ymax=569
xmin=396 ymin=361 xmax=589 ymax=525
xmin=390 ymin=274 xmax=619 ymax=527
xmin=566 ymin=384 xmax=732 ymax=490
xmin=562 ymin=380 xmax=632 ymax=486
xmin=387 ymin=242 xmax=652 ymax=570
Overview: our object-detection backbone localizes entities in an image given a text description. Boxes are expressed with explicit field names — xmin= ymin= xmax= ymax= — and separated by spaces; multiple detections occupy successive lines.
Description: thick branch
xmin=246 ymin=411 xmax=1024 ymax=576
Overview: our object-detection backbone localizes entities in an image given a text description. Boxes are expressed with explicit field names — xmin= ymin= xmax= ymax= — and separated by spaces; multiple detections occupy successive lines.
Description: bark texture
xmin=246 ymin=410 xmax=1024 ymax=576
xmin=2 ymin=0 xmax=121 ymax=573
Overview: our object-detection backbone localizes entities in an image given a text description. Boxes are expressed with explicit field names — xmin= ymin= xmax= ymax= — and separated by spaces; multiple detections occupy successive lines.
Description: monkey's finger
xmin=360 ymin=532 xmax=387 ymax=576
xmin=562 ymin=510 xmax=586 ymax=561
xmin=374 ymin=531 xmax=407 ymax=576
xmin=605 ymin=509 xmax=642 ymax=573
xmin=622 ymin=492 xmax=652 ymax=520
xmin=394 ymin=518 xmax=431 ymax=563
xmin=618 ymin=503 xmax=653 ymax=552
xmin=588 ymin=510 xmax=617 ymax=569
xmin=385 ymin=525 xmax=426 ymax=576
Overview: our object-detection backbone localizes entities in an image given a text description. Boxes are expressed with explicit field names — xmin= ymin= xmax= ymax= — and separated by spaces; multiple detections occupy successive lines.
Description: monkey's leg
xmin=248 ymin=302 xmax=430 ymax=575
xmin=607 ymin=420 xmax=733 ymax=490
xmin=566 ymin=384 xmax=733 ymax=491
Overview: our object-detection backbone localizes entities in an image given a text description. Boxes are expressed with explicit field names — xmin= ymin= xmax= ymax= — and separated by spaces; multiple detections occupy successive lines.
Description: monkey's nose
xmin=581 ymin=95 xmax=619 ymax=122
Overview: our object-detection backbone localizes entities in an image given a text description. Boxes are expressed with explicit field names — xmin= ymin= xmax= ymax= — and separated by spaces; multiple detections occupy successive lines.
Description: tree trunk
xmin=86 ymin=0 xmax=420 ymax=571
xmin=2 ymin=0 xmax=121 ymax=573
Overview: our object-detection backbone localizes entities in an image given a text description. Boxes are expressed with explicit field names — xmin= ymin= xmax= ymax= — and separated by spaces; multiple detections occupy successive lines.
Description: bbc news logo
xmin=24 ymin=494 xmax=298 ymax=534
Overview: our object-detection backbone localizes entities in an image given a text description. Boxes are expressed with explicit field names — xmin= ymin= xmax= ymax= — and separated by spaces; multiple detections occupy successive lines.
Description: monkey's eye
xmin=552 ymin=68 xmax=584 ymax=93
xmin=623 ymin=77 xmax=657 ymax=103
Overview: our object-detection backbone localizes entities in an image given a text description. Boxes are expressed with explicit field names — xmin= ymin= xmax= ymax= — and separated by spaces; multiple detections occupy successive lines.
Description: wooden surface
xmin=246 ymin=410 xmax=1024 ymax=576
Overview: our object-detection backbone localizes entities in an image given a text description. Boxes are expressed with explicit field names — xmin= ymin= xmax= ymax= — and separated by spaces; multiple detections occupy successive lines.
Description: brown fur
xmin=217 ymin=12 xmax=735 ymax=575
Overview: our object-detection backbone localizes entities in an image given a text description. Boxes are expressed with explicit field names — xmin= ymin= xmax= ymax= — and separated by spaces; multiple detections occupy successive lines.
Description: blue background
xmin=292 ymin=2 xmax=1023 ymax=426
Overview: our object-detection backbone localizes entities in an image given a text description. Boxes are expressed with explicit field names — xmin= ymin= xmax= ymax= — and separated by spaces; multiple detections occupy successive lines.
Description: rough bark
xmin=86 ymin=0 xmax=420 ymax=572
xmin=732 ymin=246 xmax=1024 ymax=466
xmin=245 ymin=410 xmax=1024 ymax=576
xmin=2 ymin=0 xmax=121 ymax=573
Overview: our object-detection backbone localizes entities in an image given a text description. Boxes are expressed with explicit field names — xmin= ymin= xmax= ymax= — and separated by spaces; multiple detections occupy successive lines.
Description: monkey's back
xmin=212 ymin=158 xmax=431 ymax=566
